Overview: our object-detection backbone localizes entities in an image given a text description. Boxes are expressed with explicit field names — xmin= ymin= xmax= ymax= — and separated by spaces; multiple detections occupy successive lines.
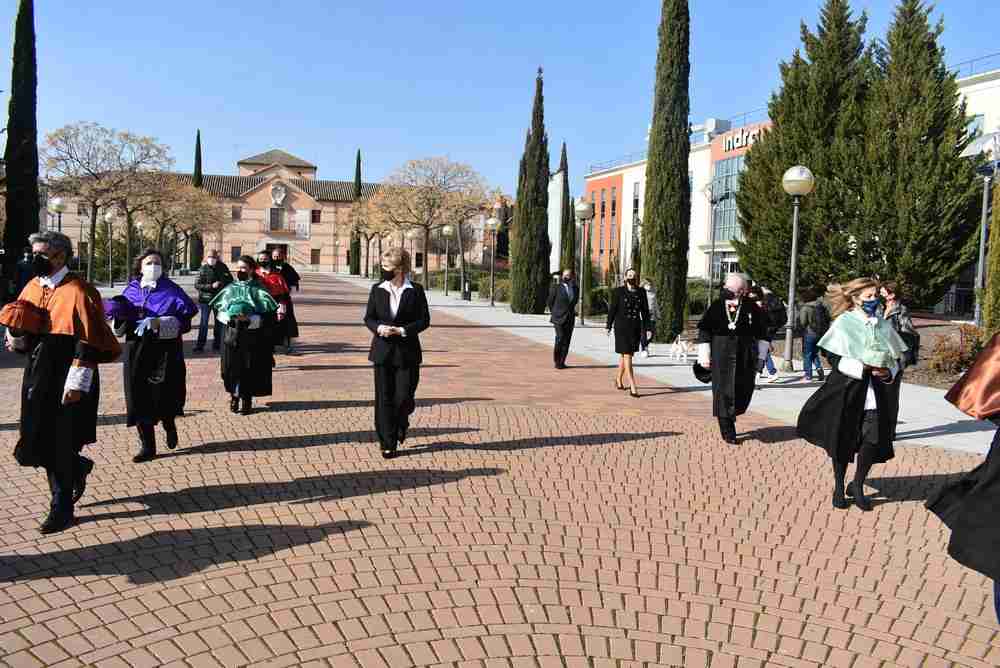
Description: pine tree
xmin=352 ymin=149 xmax=363 ymax=274
xmin=735 ymin=0 xmax=869 ymax=296
xmin=189 ymin=129 xmax=204 ymax=267
xmin=557 ymin=142 xmax=575 ymax=272
xmin=983 ymin=180 xmax=1000 ymax=339
xmin=509 ymin=68 xmax=552 ymax=314
xmin=860 ymin=0 xmax=982 ymax=306
xmin=641 ymin=0 xmax=691 ymax=341
xmin=2 ymin=0 xmax=39 ymax=278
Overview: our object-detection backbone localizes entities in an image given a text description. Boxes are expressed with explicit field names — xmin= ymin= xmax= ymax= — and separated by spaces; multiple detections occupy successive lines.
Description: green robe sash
xmin=208 ymin=280 xmax=278 ymax=319
xmin=818 ymin=308 xmax=908 ymax=368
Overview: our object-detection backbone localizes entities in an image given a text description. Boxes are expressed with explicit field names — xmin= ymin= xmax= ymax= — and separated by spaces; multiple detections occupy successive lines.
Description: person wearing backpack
xmin=798 ymin=291 xmax=831 ymax=381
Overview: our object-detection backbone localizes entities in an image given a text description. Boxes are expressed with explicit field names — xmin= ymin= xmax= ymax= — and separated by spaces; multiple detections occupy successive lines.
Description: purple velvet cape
xmin=113 ymin=277 xmax=198 ymax=335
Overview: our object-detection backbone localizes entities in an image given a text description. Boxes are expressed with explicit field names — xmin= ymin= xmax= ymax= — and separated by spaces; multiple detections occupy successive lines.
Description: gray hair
xmin=724 ymin=273 xmax=747 ymax=291
xmin=28 ymin=231 xmax=73 ymax=261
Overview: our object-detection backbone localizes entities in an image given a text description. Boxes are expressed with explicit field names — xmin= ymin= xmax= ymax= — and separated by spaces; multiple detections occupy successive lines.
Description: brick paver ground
xmin=0 ymin=274 xmax=996 ymax=668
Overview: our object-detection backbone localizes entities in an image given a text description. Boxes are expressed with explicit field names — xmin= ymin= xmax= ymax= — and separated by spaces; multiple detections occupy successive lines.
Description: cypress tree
xmin=735 ymin=0 xmax=869 ymax=295
xmin=353 ymin=149 xmax=362 ymax=273
xmin=983 ymin=180 xmax=1000 ymax=339
xmin=2 ymin=0 xmax=39 ymax=278
xmin=509 ymin=68 xmax=552 ymax=314
xmin=641 ymin=0 xmax=691 ymax=341
xmin=557 ymin=142 xmax=575 ymax=272
xmin=189 ymin=129 xmax=204 ymax=267
xmin=860 ymin=0 xmax=982 ymax=306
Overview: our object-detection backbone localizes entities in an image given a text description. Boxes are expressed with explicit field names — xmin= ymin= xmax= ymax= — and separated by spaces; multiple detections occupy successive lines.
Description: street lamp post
xmin=574 ymin=197 xmax=595 ymax=326
xmin=50 ymin=197 xmax=66 ymax=233
xmin=442 ymin=225 xmax=455 ymax=295
xmin=484 ymin=217 xmax=500 ymax=307
xmin=780 ymin=166 xmax=816 ymax=373
xmin=701 ymin=182 xmax=721 ymax=295
xmin=405 ymin=229 xmax=420 ymax=276
xmin=104 ymin=210 xmax=115 ymax=288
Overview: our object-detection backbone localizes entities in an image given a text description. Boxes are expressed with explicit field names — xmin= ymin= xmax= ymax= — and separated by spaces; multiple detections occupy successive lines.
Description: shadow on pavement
xmin=2 ymin=410 xmax=208 ymax=432
xmin=397 ymin=431 xmax=678 ymax=456
xmin=275 ymin=363 xmax=459 ymax=372
xmin=263 ymin=397 xmax=490 ymax=412
xmin=743 ymin=425 xmax=800 ymax=444
xmin=895 ymin=420 xmax=995 ymax=441
xmin=80 ymin=467 xmax=504 ymax=526
xmin=163 ymin=426 xmax=479 ymax=457
xmin=866 ymin=472 xmax=967 ymax=506
xmin=0 ymin=520 xmax=370 ymax=585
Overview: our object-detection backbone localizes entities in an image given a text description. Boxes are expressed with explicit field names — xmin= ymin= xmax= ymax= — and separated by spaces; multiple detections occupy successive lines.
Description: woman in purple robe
xmin=105 ymin=248 xmax=197 ymax=462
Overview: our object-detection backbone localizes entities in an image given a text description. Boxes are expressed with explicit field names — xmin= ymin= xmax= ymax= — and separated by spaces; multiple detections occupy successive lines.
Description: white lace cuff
xmin=5 ymin=330 xmax=27 ymax=352
xmin=838 ymin=357 xmax=865 ymax=380
xmin=697 ymin=343 xmax=711 ymax=367
xmin=757 ymin=340 xmax=770 ymax=360
xmin=64 ymin=366 xmax=94 ymax=393
xmin=157 ymin=316 xmax=181 ymax=339
xmin=248 ymin=314 xmax=262 ymax=330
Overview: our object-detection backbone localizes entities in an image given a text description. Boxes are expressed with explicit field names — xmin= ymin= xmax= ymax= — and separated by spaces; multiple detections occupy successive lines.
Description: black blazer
xmin=548 ymin=281 xmax=579 ymax=325
xmin=364 ymin=281 xmax=430 ymax=367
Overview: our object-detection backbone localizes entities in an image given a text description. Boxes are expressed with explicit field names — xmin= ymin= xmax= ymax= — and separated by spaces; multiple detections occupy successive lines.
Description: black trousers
xmin=45 ymin=454 xmax=88 ymax=514
xmin=373 ymin=363 xmax=420 ymax=450
xmin=553 ymin=320 xmax=575 ymax=367
xmin=717 ymin=417 xmax=736 ymax=439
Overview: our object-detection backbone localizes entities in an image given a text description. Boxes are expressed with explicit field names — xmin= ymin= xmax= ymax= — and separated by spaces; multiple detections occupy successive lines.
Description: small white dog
xmin=668 ymin=338 xmax=692 ymax=362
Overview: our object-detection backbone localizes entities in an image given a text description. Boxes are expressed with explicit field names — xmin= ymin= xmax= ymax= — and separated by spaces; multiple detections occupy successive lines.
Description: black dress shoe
xmin=723 ymin=435 xmax=739 ymax=445
xmin=230 ymin=396 xmax=240 ymax=413
xmin=192 ymin=346 xmax=204 ymax=353
xmin=132 ymin=450 xmax=155 ymax=463
xmin=165 ymin=426 xmax=178 ymax=450
xmin=72 ymin=457 xmax=94 ymax=504
xmin=40 ymin=511 xmax=75 ymax=534
xmin=847 ymin=482 xmax=873 ymax=511
xmin=240 ymin=398 xmax=252 ymax=415
xmin=832 ymin=492 xmax=850 ymax=509
xmin=381 ymin=448 xmax=396 ymax=459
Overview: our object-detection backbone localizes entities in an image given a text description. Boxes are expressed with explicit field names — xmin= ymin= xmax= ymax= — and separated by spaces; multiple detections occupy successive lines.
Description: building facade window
xmin=232 ymin=206 xmax=242 ymax=220
xmin=311 ymin=209 xmax=321 ymax=224
xmin=415 ymin=252 xmax=424 ymax=269
xmin=231 ymin=246 xmax=241 ymax=262
xmin=269 ymin=208 xmax=284 ymax=231
xmin=632 ymin=182 xmax=640 ymax=221
xmin=610 ymin=187 xmax=617 ymax=244
xmin=600 ymin=189 xmax=606 ymax=221
xmin=710 ymin=156 xmax=746 ymax=244
xmin=311 ymin=248 xmax=321 ymax=265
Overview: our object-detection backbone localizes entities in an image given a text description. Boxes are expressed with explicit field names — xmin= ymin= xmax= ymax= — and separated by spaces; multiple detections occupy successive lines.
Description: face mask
xmin=31 ymin=253 xmax=53 ymax=277
xmin=381 ymin=269 xmax=397 ymax=282
xmin=626 ymin=278 xmax=637 ymax=286
xmin=720 ymin=288 xmax=738 ymax=301
xmin=562 ymin=276 xmax=571 ymax=283
xmin=258 ymin=260 xmax=270 ymax=269
xmin=142 ymin=264 xmax=162 ymax=282
xmin=272 ymin=259 xmax=282 ymax=266
xmin=861 ymin=299 xmax=880 ymax=316
xmin=237 ymin=271 xmax=250 ymax=281
xmin=207 ymin=258 xmax=217 ymax=266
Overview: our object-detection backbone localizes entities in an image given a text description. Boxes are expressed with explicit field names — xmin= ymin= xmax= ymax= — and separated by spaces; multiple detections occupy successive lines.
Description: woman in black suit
xmin=364 ymin=247 xmax=431 ymax=458
xmin=606 ymin=268 xmax=650 ymax=398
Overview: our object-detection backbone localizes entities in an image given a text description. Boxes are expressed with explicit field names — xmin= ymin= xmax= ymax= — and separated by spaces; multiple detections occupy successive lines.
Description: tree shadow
xmin=162 ymin=426 xmax=479 ymax=457
xmin=1 ymin=410 xmax=208 ymax=432
xmin=262 ymin=397 xmax=491 ymax=412
xmin=284 ymin=342 xmax=369 ymax=355
xmin=894 ymin=420 xmax=996 ymax=441
xmin=397 ymin=431 xmax=678 ymax=456
xmin=0 ymin=520 xmax=370 ymax=585
xmin=865 ymin=472 xmax=969 ymax=506
xmin=80 ymin=467 xmax=503 ymax=524
xmin=275 ymin=364 xmax=459 ymax=372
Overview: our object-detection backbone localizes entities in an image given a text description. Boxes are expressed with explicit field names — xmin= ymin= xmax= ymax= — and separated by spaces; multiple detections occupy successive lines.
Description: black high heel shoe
xmin=832 ymin=490 xmax=850 ymax=509
xmin=846 ymin=482 xmax=873 ymax=511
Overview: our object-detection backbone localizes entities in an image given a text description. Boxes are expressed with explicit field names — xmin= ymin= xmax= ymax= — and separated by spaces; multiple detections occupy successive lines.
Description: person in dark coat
xmin=606 ymin=268 xmax=651 ymax=398
xmin=697 ymin=273 xmax=770 ymax=444
xmin=364 ymin=247 xmax=430 ymax=459
xmin=1 ymin=231 xmax=121 ymax=533
xmin=14 ymin=247 xmax=34 ymax=295
xmin=797 ymin=278 xmax=908 ymax=511
xmin=209 ymin=256 xmax=279 ymax=415
xmin=192 ymin=249 xmax=232 ymax=353
xmin=272 ymin=248 xmax=300 ymax=291
xmin=926 ymin=332 xmax=1000 ymax=623
xmin=106 ymin=249 xmax=198 ymax=463
xmin=547 ymin=268 xmax=579 ymax=369
xmin=258 ymin=251 xmax=299 ymax=354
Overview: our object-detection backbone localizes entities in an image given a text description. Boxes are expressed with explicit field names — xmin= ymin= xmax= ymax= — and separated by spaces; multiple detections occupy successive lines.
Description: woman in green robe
xmin=209 ymin=256 xmax=278 ymax=415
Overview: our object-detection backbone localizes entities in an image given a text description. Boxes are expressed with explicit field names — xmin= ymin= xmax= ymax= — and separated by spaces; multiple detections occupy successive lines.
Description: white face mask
xmin=142 ymin=264 xmax=162 ymax=282
xmin=207 ymin=257 xmax=217 ymax=266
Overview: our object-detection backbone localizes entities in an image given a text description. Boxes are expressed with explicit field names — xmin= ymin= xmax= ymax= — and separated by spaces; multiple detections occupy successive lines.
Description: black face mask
xmin=272 ymin=260 xmax=282 ymax=267
xmin=562 ymin=276 xmax=572 ymax=283
xmin=31 ymin=253 xmax=53 ymax=277
xmin=236 ymin=271 xmax=250 ymax=281
xmin=626 ymin=278 xmax=637 ymax=286
xmin=258 ymin=260 xmax=270 ymax=269
xmin=720 ymin=288 xmax=738 ymax=301
xmin=380 ymin=269 xmax=397 ymax=282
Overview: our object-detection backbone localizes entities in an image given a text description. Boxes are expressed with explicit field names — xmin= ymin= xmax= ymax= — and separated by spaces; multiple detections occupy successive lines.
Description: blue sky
xmin=1 ymin=1 xmax=998 ymax=196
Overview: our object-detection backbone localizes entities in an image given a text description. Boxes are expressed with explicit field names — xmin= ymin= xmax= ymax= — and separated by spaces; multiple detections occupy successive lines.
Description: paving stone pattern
xmin=0 ymin=274 xmax=996 ymax=667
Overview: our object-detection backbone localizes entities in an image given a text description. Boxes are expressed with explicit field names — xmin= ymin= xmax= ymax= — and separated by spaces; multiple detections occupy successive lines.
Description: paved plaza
xmin=0 ymin=274 xmax=997 ymax=668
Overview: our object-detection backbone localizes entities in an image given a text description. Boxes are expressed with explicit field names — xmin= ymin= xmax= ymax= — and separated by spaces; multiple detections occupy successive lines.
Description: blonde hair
xmin=825 ymin=278 xmax=879 ymax=319
xmin=381 ymin=247 xmax=411 ymax=274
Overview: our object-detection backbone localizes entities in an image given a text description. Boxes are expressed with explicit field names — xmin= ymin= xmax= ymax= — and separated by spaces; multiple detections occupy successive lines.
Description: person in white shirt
xmin=363 ymin=248 xmax=430 ymax=459
xmin=797 ymin=278 xmax=908 ymax=511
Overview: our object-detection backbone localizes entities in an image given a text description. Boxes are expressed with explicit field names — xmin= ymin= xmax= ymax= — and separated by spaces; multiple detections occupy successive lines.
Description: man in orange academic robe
xmin=1 ymin=232 xmax=120 ymax=533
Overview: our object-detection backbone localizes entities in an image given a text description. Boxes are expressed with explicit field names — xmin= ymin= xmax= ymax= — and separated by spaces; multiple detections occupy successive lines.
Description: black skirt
xmin=613 ymin=291 xmax=645 ymax=354
xmin=123 ymin=336 xmax=187 ymax=426
xmin=221 ymin=322 xmax=274 ymax=397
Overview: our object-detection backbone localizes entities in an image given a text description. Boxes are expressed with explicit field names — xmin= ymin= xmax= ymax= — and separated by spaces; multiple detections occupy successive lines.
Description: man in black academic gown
xmin=697 ymin=273 xmax=770 ymax=444
xmin=270 ymin=248 xmax=300 ymax=354
xmin=547 ymin=268 xmax=579 ymax=369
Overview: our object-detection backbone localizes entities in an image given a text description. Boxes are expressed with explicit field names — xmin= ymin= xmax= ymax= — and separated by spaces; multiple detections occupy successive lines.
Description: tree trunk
xmin=456 ymin=220 xmax=467 ymax=293
xmin=125 ymin=212 xmax=134 ymax=277
xmin=422 ymin=228 xmax=431 ymax=283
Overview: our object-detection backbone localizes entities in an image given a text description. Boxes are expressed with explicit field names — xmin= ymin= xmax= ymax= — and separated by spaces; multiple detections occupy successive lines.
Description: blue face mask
xmin=861 ymin=299 xmax=880 ymax=316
